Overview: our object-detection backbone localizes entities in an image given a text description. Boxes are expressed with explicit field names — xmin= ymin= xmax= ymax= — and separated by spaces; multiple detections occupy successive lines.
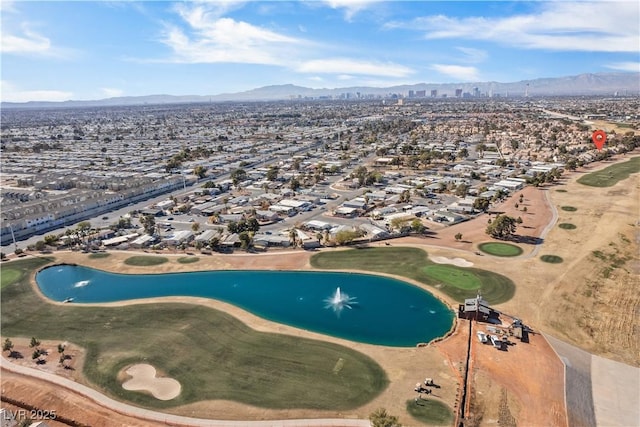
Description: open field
xmin=1 ymin=257 xmax=388 ymax=411
xmin=310 ymin=247 xmax=516 ymax=304
xmin=576 ymin=156 xmax=640 ymax=187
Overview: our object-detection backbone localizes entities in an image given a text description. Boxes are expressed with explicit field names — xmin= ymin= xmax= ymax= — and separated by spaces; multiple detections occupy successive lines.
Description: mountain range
xmin=2 ymin=72 xmax=638 ymax=109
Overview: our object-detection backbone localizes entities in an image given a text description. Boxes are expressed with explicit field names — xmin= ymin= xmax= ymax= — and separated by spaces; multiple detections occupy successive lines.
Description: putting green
xmin=311 ymin=247 xmax=516 ymax=304
xmin=124 ymin=256 xmax=168 ymax=266
xmin=176 ymin=256 xmax=199 ymax=264
xmin=478 ymin=242 xmax=523 ymax=257
xmin=423 ymin=265 xmax=482 ymax=290
xmin=540 ymin=255 xmax=563 ymax=264
xmin=558 ymin=223 xmax=577 ymax=230
xmin=405 ymin=398 xmax=453 ymax=425
xmin=560 ymin=206 xmax=577 ymax=212
xmin=88 ymin=252 xmax=111 ymax=259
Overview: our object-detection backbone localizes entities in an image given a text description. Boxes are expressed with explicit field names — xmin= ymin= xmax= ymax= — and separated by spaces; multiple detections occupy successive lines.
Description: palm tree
xmin=289 ymin=229 xmax=298 ymax=248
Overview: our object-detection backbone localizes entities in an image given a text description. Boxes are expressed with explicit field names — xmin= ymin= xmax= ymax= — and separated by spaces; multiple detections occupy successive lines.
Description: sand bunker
xmin=121 ymin=364 xmax=181 ymax=400
xmin=431 ymin=256 xmax=474 ymax=267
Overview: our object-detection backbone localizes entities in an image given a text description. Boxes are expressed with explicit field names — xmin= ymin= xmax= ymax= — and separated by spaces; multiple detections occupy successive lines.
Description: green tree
xmin=486 ymin=214 xmax=517 ymax=239
xmin=57 ymin=343 xmax=65 ymax=354
xmin=34 ymin=240 xmax=46 ymax=251
xmin=369 ymin=408 xmax=401 ymax=427
xmin=335 ymin=230 xmax=358 ymax=245
xmin=410 ymin=218 xmax=425 ymax=234
xmin=246 ymin=218 xmax=260 ymax=233
xmin=473 ymin=197 xmax=490 ymax=212
xmin=29 ymin=337 xmax=40 ymax=349
xmin=455 ymin=183 xmax=469 ymax=197
xmin=238 ymin=231 xmax=251 ymax=250
xmin=44 ymin=234 xmax=59 ymax=245
xmin=266 ymin=166 xmax=279 ymax=181
xmin=139 ymin=214 xmax=156 ymax=236
xmin=193 ymin=165 xmax=206 ymax=179
xmin=230 ymin=168 xmax=247 ymax=186
xmin=191 ymin=222 xmax=200 ymax=232
xmin=3 ymin=338 xmax=13 ymax=355
xmin=290 ymin=177 xmax=301 ymax=192
xmin=455 ymin=232 xmax=463 ymax=241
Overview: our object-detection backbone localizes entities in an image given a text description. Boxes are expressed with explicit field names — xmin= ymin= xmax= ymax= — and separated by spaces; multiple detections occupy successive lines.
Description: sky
xmin=1 ymin=0 xmax=639 ymax=102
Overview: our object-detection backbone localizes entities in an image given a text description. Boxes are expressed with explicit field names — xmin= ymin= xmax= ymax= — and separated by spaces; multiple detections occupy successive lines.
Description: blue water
xmin=36 ymin=265 xmax=454 ymax=347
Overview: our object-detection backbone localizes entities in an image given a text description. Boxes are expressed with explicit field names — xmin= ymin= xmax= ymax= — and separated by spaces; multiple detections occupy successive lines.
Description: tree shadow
xmin=508 ymin=235 xmax=544 ymax=245
xmin=8 ymin=351 xmax=23 ymax=359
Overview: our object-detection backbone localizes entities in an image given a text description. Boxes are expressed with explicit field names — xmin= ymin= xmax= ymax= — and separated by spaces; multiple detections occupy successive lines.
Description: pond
xmin=36 ymin=265 xmax=454 ymax=347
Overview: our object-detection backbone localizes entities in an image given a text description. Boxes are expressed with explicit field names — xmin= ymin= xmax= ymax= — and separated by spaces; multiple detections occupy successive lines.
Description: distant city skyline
xmin=1 ymin=0 xmax=639 ymax=102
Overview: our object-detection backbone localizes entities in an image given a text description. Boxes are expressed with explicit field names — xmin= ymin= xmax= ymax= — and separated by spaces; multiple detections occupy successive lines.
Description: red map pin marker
xmin=592 ymin=130 xmax=607 ymax=150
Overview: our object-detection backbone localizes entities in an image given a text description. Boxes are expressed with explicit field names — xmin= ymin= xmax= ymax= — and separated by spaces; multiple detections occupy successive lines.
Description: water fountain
xmin=324 ymin=287 xmax=357 ymax=314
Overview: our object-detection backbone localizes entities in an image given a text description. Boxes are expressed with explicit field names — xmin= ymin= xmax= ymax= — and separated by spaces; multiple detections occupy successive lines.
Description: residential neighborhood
xmin=1 ymin=96 xmax=639 ymax=255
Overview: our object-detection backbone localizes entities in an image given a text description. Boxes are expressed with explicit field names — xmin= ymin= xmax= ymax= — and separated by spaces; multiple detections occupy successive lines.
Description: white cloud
xmin=160 ymin=4 xmax=307 ymax=65
xmin=337 ymin=74 xmax=354 ymax=80
xmin=296 ymin=58 xmax=414 ymax=77
xmin=430 ymin=64 xmax=480 ymax=82
xmin=387 ymin=2 xmax=639 ymax=53
xmin=0 ymin=1 xmax=17 ymax=13
xmin=1 ymin=80 xmax=72 ymax=102
xmin=1 ymin=25 xmax=51 ymax=54
xmin=605 ymin=62 xmax=640 ymax=73
xmin=320 ymin=0 xmax=382 ymax=21
xmin=101 ymin=88 xmax=124 ymax=98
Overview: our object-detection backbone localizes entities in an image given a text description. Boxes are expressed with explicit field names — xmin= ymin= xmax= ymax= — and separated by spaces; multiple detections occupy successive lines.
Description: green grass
xmin=560 ymin=206 xmax=577 ymax=212
xmin=124 ymin=256 xmax=168 ymax=266
xmin=577 ymin=156 xmax=640 ymax=187
xmin=88 ymin=252 xmax=111 ymax=259
xmin=423 ymin=265 xmax=482 ymax=290
xmin=405 ymin=398 xmax=454 ymax=425
xmin=311 ymin=247 xmax=515 ymax=304
xmin=177 ymin=256 xmax=199 ymax=264
xmin=558 ymin=223 xmax=577 ymax=230
xmin=1 ymin=258 xmax=388 ymax=411
xmin=1 ymin=268 xmax=22 ymax=289
xmin=540 ymin=255 xmax=563 ymax=264
xmin=477 ymin=242 xmax=523 ymax=257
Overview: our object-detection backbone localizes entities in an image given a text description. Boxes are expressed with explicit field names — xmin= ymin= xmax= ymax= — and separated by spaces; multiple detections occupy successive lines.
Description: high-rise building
xmin=455 ymin=89 xmax=463 ymax=97
xmin=431 ymin=89 xmax=438 ymax=98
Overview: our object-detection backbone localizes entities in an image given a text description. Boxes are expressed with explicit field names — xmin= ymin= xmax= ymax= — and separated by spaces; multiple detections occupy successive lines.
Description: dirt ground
xmin=2 ymin=153 xmax=638 ymax=426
